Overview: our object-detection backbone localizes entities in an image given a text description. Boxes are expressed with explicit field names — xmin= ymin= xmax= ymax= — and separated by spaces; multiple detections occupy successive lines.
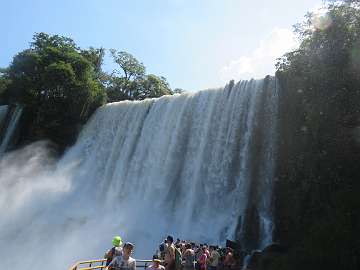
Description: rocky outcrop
xmin=243 ymin=243 xmax=288 ymax=270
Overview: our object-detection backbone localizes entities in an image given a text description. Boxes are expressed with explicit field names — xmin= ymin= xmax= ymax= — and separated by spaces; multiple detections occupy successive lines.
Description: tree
xmin=107 ymin=49 xmax=177 ymax=101
xmin=0 ymin=68 xmax=10 ymax=104
xmin=106 ymin=76 xmax=134 ymax=102
xmin=2 ymin=32 xmax=106 ymax=149
xmin=110 ymin=50 xmax=145 ymax=81
xmin=0 ymin=32 xmax=182 ymax=147
xmin=108 ymin=49 xmax=146 ymax=100
xmin=135 ymin=74 xmax=172 ymax=100
xmin=81 ymin=47 xmax=106 ymax=80
xmin=173 ymin=88 xmax=186 ymax=94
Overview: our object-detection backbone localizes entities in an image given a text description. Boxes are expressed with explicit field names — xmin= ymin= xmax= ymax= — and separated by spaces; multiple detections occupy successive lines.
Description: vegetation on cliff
xmin=0 ymin=33 xmax=183 ymax=150
xmin=270 ymin=1 xmax=360 ymax=269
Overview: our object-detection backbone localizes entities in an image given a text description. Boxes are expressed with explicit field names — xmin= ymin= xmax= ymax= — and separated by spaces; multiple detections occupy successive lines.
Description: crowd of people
xmin=104 ymin=235 xmax=238 ymax=270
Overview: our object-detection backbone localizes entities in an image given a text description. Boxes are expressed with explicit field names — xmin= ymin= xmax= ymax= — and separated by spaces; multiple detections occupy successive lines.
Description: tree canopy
xmin=106 ymin=49 xmax=175 ymax=102
xmin=1 ymin=33 xmax=106 ymax=147
xmin=110 ymin=49 xmax=146 ymax=81
xmin=0 ymin=32 xmax=184 ymax=149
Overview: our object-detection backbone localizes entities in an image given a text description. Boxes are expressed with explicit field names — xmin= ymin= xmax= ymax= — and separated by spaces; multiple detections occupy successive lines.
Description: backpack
xmin=175 ymin=248 xmax=182 ymax=268
xmin=159 ymin=243 xmax=165 ymax=252
xmin=106 ymin=247 xmax=116 ymax=266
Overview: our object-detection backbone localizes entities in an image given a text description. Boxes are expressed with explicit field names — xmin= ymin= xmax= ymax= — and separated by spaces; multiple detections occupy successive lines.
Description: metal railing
xmin=68 ymin=259 xmax=153 ymax=270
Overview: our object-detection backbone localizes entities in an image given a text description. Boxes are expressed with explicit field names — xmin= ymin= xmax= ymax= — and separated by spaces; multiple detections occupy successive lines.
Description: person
xmin=195 ymin=245 xmax=203 ymax=262
xmin=164 ymin=235 xmax=175 ymax=270
xmin=175 ymin=238 xmax=181 ymax=246
xmin=107 ymin=242 xmax=136 ymax=270
xmin=207 ymin=246 xmax=220 ymax=270
xmin=159 ymin=239 xmax=167 ymax=261
xmin=203 ymin=245 xmax=210 ymax=258
xmin=182 ymin=243 xmax=195 ymax=270
xmin=105 ymin=236 xmax=123 ymax=266
xmin=180 ymin=244 xmax=186 ymax=256
xmin=175 ymin=244 xmax=183 ymax=270
xmin=148 ymin=255 xmax=165 ymax=270
xmin=223 ymin=248 xmax=235 ymax=270
xmin=198 ymin=247 xmax=208 ymax=270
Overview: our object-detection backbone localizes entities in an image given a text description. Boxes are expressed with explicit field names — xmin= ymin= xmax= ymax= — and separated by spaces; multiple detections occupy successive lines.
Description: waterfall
xmin=0 ymin=78 xmax=279 ymax=270
xmin=0 ymin=104 xmax=23 ymax=155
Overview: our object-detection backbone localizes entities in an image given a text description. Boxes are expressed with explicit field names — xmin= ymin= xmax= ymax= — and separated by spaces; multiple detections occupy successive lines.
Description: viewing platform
xmin=68 ymin=259 xmax=152 ymax=270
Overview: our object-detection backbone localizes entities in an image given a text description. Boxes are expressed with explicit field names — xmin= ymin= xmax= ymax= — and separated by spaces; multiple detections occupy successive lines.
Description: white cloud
xmin=220 ymin=28 xmax=299 ymax=82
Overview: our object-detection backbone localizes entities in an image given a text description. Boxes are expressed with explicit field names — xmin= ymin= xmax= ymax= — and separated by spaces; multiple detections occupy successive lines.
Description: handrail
xmin=68 ymin=259 xmax=107 ymax=270
xmin=68 ymin=259 xmax=153 ymax=270
xmin=79 ymin=260 xmax=108 ymax=264
xmin=77 ymin=266 xmax=106 ymax=270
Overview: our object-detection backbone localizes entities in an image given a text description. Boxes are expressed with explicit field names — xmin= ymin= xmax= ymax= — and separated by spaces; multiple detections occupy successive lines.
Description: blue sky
xmin=1 ymin=0 xmax=321 ymax=91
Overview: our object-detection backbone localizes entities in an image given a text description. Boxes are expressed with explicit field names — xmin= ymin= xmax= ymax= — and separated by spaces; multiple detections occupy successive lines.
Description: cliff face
xmin=266 ymin=4 xmax=360 ymax=268
xmin=269 ymin=72 xmax=360 ymax=270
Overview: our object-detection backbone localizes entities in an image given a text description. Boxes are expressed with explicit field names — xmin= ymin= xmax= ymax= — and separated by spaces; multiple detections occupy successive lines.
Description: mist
xmin=0 ymin=141 xmax=175 ymax=269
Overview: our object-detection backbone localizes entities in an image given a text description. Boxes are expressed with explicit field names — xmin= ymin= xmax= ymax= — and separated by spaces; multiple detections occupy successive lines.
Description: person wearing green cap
xmin=105 ymin=235 xmax=123 ymax=266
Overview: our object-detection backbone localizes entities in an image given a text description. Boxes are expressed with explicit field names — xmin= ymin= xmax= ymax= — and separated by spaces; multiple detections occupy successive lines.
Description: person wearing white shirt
xmin=108 ymin=242 xmax=136 ymax=270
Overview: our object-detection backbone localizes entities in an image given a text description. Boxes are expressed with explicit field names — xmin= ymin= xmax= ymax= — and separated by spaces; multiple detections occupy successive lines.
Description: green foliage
xmin=173 ymin=88 xmax=186 ymax=94
xmin=106 ymin=75 xmax=135 ymax=102
xmin=273 ymin=1 xmax=360 ymax=269
xmin=110 ymin=49 xmax=145 ymax=81
xmin=31 ymin=32 xmax=78 ymax=51
xmin=80 ymin=47 xmax=106 ymax=79
xmin=107 ymin=49 xmax=176 ymax=102
xmin=0 ymin=68 xmax=10 ymax=103
xmin=0 ymin=32 xmax=183 ymax=148
xmin=135 ymin=74 xmax=172 ymax=100
xmin=2 ymin=32 xmax=106 ymax=148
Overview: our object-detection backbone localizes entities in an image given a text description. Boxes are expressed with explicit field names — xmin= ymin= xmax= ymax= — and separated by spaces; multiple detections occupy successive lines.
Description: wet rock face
xmin=240 ymin=205 xmax=260 ymax=252
xmin=270 ymin=71 xmax=360 ymax=269
xmin=246 ymin=251 xmax=262 ymax=270
xmin=242 ymin=243 xmax=288 ymax=270
xmin=262 ymin=243 xmax=287 ymax=254
xmin=236 ymin=76 xmax=279 ymax=252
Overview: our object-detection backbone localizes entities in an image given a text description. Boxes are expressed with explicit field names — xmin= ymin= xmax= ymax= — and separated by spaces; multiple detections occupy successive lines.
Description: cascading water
xmin=0 ymin=78 xmax=278 ymax=270
xmin=0 ymin=104 xmax=23 ymax=155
